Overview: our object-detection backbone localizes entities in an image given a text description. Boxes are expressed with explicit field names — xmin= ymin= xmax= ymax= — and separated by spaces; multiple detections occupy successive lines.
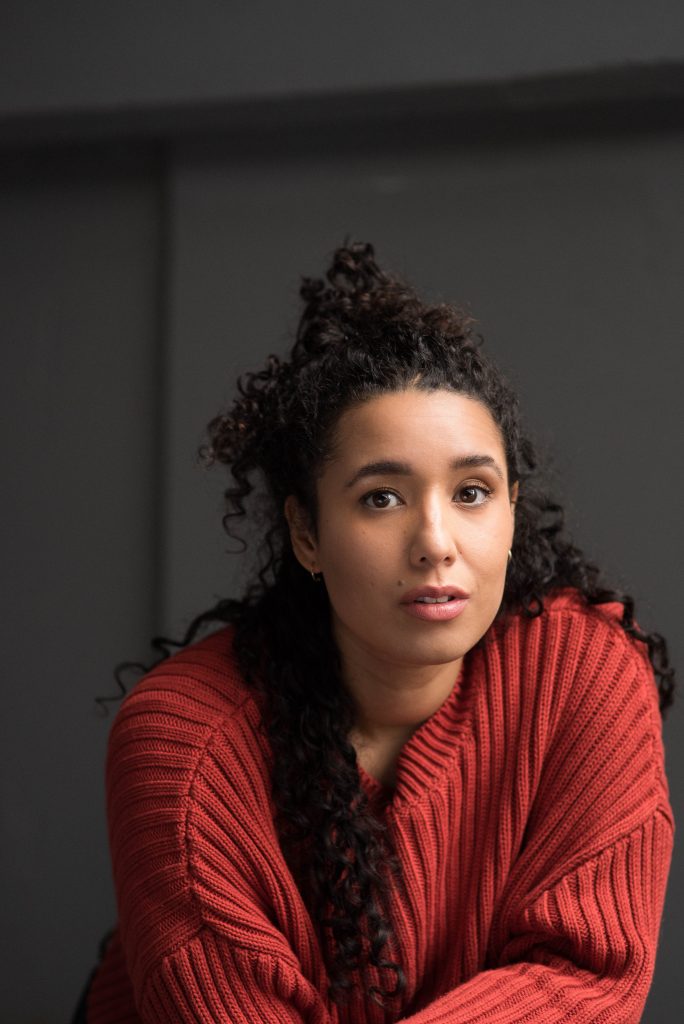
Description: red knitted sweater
xmin=87 ymin=589 xmax=673 ymax=1023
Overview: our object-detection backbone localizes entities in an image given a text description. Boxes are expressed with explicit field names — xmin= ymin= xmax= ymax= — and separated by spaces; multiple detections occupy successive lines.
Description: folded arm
xmin=401 ymin=808 xmax=673 ymax=1023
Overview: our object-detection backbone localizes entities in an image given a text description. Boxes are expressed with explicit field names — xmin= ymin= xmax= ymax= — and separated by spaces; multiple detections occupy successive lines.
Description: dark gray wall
xmin=0 ymin=157 xmax=161 ymax=1021
xmin=1 ymin=0 xmax=684 ymax=114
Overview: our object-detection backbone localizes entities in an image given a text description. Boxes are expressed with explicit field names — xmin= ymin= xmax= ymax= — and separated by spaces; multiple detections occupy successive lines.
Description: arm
xmin=106 ymin=658 xmax=338 ymax=1024
xmin=400 ymin=809 xmax=673 ymax=1023
xmin=400 ymin=612 xmax=674 ymax=1023
xmin=141 ymin=933 xmax=335 ymax=1024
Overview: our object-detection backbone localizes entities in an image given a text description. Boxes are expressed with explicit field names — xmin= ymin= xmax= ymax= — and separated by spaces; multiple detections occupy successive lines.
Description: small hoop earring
xmin=507 ymin=549 xmax=513 ymax=564
xmin=310 ymin=567 xmax=323 ymax=583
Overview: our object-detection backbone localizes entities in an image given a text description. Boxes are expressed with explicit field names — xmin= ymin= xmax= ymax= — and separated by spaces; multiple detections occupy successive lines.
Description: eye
xmin=457 ymin=483 xmax=492 ymax=507
xmin=361 ymin=489 xmax=403 ymax=509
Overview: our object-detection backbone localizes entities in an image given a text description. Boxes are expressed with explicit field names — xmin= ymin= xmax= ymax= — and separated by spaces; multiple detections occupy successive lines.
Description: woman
xmin=84 ymin=242 xmax=674 ymax=1023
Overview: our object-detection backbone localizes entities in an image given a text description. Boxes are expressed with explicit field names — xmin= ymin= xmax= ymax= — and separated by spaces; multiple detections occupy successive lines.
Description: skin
xmin=285 ymin=388 xmax=518 ymax=785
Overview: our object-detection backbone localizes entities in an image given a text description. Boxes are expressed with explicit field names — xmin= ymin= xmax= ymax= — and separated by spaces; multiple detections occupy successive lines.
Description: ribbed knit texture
xmin=87 ymin=589 xmax=674 ymax=1023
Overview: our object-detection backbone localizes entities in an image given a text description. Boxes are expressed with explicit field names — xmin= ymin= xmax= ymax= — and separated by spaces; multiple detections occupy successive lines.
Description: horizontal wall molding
xmin=1 ymin=61 xmax=683 ymax=159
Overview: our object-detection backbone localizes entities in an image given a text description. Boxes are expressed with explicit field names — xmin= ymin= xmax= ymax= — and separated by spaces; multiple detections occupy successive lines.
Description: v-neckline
xmin=356 ymin=653 xmax=472 ymax=812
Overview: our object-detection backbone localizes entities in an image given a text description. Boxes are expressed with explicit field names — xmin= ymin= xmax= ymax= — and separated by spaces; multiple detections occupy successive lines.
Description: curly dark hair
xmin=103 ymin=240 xmax=674 ymax=1010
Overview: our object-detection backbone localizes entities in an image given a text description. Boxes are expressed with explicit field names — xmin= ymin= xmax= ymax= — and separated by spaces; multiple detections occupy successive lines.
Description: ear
xmin=509 ymin=480 xmax=519 ymax=546
xmin=284 ymin=495 xmax=319 ymax=573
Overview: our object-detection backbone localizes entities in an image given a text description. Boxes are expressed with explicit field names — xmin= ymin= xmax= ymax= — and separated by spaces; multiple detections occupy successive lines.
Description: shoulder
xmin=106 ymin=625 xmax=278 ymax=896
xmin=481 ymin=587 xmax=662 ymax=749
xmin=476 ymin=591 xmax=671 ymax=872
xmin=492 ymin=584 xmax=643 ymax=639
xmin=487 ymin=586 xmax=652 ymax=678
xmin=112 ymin=626 xmax=260 ymax=738
xmin=106 ymin=626 xmax=270 ymax=810
xmin=486 ymin=594 xmax=673 ymax=900
xmin=121 ymin=624 xmax=251 ymax=714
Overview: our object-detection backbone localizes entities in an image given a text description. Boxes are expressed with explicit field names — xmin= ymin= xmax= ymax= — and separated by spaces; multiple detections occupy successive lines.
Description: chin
xmin=394 ymin=633 xmax=471 ymax=668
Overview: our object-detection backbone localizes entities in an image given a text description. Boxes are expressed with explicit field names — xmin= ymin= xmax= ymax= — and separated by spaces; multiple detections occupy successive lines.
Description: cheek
xmin=319 ymin=520 xmax=391 ymax=595
xmin=465 ymin=516 xmax=511 ymax=568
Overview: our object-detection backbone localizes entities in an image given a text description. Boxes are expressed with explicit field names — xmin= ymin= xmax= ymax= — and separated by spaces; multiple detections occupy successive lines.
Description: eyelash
xmin=361 ymin=483 xmax=494 ymax=510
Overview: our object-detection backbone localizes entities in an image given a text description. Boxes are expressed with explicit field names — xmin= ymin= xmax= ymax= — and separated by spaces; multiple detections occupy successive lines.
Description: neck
xmin=334 ymin=624 xmax=463 ymax=742
xmin=340 ymin=641 xmax=462 ymax=788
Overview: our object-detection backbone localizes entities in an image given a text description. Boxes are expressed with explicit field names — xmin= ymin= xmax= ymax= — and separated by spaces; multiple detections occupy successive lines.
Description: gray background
xmin=2 ymin=0 xmax=684 ymax=112
xmin=1 ymin=4 xmax=682 ymax=1021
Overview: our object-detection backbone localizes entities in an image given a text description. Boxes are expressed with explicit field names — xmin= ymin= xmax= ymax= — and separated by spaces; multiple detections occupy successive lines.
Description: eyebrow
xmin=344 ymin=454 xmax=505 ymax=488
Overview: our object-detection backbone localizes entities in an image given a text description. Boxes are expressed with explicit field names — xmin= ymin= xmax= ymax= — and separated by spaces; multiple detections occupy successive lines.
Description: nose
xmin=408 ymin=500 xmax=458 ymax=569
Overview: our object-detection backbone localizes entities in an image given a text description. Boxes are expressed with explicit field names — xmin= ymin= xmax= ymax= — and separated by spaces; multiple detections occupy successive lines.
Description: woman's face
xmin=286 ymin=388 xmax=518 ymax=674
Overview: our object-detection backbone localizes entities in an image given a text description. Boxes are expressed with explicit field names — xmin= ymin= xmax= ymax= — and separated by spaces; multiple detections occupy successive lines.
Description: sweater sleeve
xmin=105 ymin=657 xmax=338 ymax=1024
xmin=141 ymin=933 xmax=335 ymax=1024
xmin=399 ymin=610 xmax=674 ymax=1024
xmin=399 ymin=808 xmax=673 ymax=1023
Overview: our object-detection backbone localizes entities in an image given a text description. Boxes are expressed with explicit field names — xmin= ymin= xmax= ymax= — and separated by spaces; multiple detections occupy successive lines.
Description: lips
xmin=399 ymin=585 xmax=470 ymax=622
xmin=400 ymin=585 xmax=470 ymax=605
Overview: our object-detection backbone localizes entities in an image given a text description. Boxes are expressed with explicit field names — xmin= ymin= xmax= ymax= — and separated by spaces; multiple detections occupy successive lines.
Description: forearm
xmin=400 ymin=809 xmax=673 ymax=1024
xmin=139 ymin=931 xmax=338 ymax=1024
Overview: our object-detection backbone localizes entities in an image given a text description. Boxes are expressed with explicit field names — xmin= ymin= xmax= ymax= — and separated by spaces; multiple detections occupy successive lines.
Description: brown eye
xmin=362 ymin=490 xmax=401 ymax=509
xmin=458 ymin=485 xmax=491 ymax=506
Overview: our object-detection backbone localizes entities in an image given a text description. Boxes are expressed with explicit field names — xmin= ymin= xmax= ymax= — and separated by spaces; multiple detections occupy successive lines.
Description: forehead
xmin=330 ymin=389 xmax=506 ymax=463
